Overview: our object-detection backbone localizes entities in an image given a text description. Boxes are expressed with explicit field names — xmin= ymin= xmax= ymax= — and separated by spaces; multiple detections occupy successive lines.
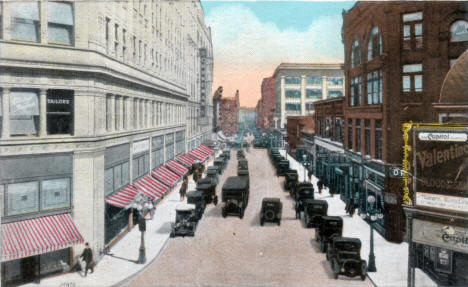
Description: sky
xmin=201 ymin=1 xmax=356 ymax=107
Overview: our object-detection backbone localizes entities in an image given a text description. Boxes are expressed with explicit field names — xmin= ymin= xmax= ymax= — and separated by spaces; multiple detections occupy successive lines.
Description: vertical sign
xmin=200 ymin=48 xmax=207 ymax=117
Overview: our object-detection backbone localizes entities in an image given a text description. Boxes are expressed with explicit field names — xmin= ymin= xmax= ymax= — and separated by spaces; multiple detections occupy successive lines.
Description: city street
xmin=127 ymin=149 xmax=373 ymax=287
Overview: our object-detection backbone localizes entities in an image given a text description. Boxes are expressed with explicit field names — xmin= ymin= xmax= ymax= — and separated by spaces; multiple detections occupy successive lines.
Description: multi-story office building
xmin=273 ymin=63 xmax=344 ymax=129
xmin=256 ymin=76 xmax=275 ymax=131
xmin=0 ymin=1 xmax=213 ymax=285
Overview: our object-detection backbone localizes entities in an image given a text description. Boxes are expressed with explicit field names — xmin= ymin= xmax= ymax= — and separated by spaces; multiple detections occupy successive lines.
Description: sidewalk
xmin=280 ymin=150 xmax=437 ymax=287
xmin=23 ymin=154 xmax=218 ymax=287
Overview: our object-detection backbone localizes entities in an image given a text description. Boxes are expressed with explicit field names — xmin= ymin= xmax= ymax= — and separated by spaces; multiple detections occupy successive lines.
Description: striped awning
xmin=165 ymin=160 xmax=188 ymax=176
xmin=133 ymin=174 xmax=168 ymax=199
xmin=105 ymin=185 xmax=139 ymax=208
xmin=152 ymin=166 xmax=180 ymax=187
xmin=175 ymin=154 xmax=197 ymax=167
xmin=1 ymin=213 xmax=84 ymax=262
xmin=198 ymin=144 xmax=213 ymax=156
xmin=188 ymin=148 xmax=206 ymax=161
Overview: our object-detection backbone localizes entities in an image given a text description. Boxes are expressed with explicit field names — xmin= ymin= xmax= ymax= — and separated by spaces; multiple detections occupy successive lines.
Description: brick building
xmin=286 ymin=115 xmax=315 ymax=154
xmin=256 ymin=77 xmax=276 ymax=131
xmin=218 ymin=90 xmax=240 ymax=136
xmin=342 ymin=1 xmax=468 ymax=242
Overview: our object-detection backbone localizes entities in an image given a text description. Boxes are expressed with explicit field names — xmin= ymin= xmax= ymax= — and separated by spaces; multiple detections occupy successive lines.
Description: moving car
xmin=315 ymin=216 xmax=343 ymax=253
xmin=327 ymin=237 xmax=367 ymax=281
xmin=187 ymin=190 xmax=206 ymax=220
xmin=196 ymin=177 xmax=218 ymax=205
xmin=276 ymin=159 xmax=290 ymax=176
xmin=303 ymin=200 xmax=328 ymax=228
xmin=295 ymin=185 xmax=315 ymax=219
xmin=222 ymin=176 xmax=249 ymax=219
xmin=170 ymin=203 xmax=198 ymax=237
xmin=206 ymin=166 xmax=219 ymax=184
xmin=284 ymin=169 xmax=299 ymax=191
xmin=214 ymin=158 xmax=225 ymax=174
xmin=260 ymin=198 xmax=282 ymax=226
xmin=237 ymin=149 xmax=245 ymax=159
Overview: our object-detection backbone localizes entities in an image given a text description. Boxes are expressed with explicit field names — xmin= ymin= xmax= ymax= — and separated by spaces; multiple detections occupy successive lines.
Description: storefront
xmin=175 ymin=130 xmax=185 ymax=155
xmin=151 ymin=135 xmax=164 ymax=170
xmin=165 ymin=133 xmax=175 ymax=161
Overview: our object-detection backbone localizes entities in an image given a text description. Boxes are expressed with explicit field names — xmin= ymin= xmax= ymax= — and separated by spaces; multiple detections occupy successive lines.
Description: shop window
xmin=348 ymin=118 xmax=353 ymax=150
xmin=10 ymin=90 xmax=39 ymax=136
xmin=351 ymin=39 xmax=361 ymax=67
xmin=48 ymin=1 xmax=74 ymax=45
xmin=327 ymin=77 xmax=343 ymax=86
xmin=40 ymin=178 xmax=70 ymax=210
xmin=47 ymin=90 xmax=73 ymax=135
xmin=365 ymin=119 xmax=371 ymax=156
xmin=7 ymin=181 xmax=39 ymax=215
xmin=367 ymin=26 xmax=382 ymax=60
xmin=132 ymin=153 xmax=149 ymax=180
xmin=375 ymin=120 xmax=383 ymax=159
xmin=328 ymin=90 xmax=343 ymax=98
xmin=105 ymin=161 xmax=129 ymax=196
xmin=356 ymin=119 xmax=361 ymax=153
xmin=306 ymin=89 xmax=321 ymax=99
xmin=402 ymin=64 xmax=423 ymax=96
xmin=285 ymin=90 xmax=301 ymax=99
xmin=39 ymin=248 xmax=70 ymax=276
xmin=367 ymin=69 xmax=383 ymax=105
xmin=10 ymin=1 xmax=40 ymax=42
xmin=350 ymin=76 xmax=362 ymax=106
xmin=285 ymin=77 xmax=301 ymax=85
xmin=402 ymin=11 xmax=423 ymax=50
xmin=450 ymin=20 xmax=468 ymax=42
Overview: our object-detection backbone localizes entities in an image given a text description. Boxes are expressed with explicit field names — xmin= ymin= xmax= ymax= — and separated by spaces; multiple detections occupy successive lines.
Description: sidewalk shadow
xmin=106 ymin=253 xmax=137 ymax=264
xmin=204 ymin=205 xmax=222 ymax=218
xmin=310 ymin=238 xmax=321 ymax=253
xmin=156 ymin=222 xmax=173 ymax=234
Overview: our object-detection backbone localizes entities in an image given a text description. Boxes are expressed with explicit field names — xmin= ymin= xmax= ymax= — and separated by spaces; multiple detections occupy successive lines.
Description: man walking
xmin=80 ymin=242 xmax=94 ymax=276
xmin=317 ymin=179 xmax=323 ymax=194
xmin=180 ymin=175 xmax=188 ymax=201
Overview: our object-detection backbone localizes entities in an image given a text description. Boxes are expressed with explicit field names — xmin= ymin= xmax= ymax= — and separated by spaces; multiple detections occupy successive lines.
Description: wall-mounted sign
xmin=418 ymin=132 xmax=467 ymax=142
xmin=416 ymin=192 xmax=468 ymax=213
xmin=199 ymin=48 xmax=207 ymax=117
xmin=133 ymin=139 xmax=149 ymax=154
xmin=434 ymin=247 xmax=453 ymax=274
xmin=412 ymin=218 xmax=468 ymax=255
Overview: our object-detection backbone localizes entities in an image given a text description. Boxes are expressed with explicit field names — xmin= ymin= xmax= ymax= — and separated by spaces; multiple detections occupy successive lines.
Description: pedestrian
xmin=179 ymin=175 xmax=188 ymax=201
xmin=349 ymin=200 xmax=356 ymax=217
xmin=307 ymin=168 xmax=313 ymax=182
xmin=317 ymin=179 xmax=323 ymax=194
xmin=80 ymin=242 xmax=94 ymax=276
xmin=193 ymin=168 xmax=200 ymax=184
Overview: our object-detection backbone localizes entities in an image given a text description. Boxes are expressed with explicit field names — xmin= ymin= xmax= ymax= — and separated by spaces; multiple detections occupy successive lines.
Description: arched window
xmin=351 ymin=39 xmax=361 ymax=67
xmin=450 ymin=20 xmax=468 ymax=42
xmin=368 ymin=26 xmax=382 ymax=60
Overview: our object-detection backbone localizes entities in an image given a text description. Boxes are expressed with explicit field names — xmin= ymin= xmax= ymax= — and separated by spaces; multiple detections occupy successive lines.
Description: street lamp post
xmin=130 ymin=194 xmax=154 ymax=264
xmin=302 ymin=154 xmax=307 ymax=182
xmin=360 ymin=195 xmax=384 ymax=272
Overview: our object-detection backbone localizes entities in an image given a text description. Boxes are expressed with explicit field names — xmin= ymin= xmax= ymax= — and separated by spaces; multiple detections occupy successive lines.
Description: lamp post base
xmin=368 ymin=224 xmax=377 ymax=272
xmin=137 ymin=246 xmax=146 ymax=264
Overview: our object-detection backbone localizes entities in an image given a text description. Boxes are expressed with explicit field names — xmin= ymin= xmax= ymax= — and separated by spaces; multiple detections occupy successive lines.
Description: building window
xmin=367 ymin=69 xmax=383 ymax=105
xmin=122 ymin=97 xmax=127 ymax=129
xmin=133 ymin=98 xmax=138 ymax=128
xmin=132 ymin=153 xmax=149 ymax=180
xmin=285 ymin=90 xmax=301 ymax=98
xmin=306 ymin=89 xmax=322 ymax=99
xmin=365 ymin=119 xmax=371 ymax=156
xmin=10 ymin=2 xmax=40 ymax=42
xmin=305 ymin=102 xmax=314 ymax=112
xmin=403 ymin=11 xmax=423 ymax=50
xmin=105 ymin=161 xmax=129 ymax=196
xmin=48 ymin=1 xmax=74 ymax=45
xmin=122 ymin=29 xmax=127 ymax=61
xmin=106 ymin=95 xmax=111 ymax=131
xmin=335 ymin=118 xmax=344 ymax=143
xmin=285 ymin=103 xmax=301 ymax=111
xmin=139 ymin=40 xmax=142 ymax=64
xmin=114 ymin=23 xmax=119 ymax=57
xmin=132 ymin=36 xmax=137 ymax=63
xmin=328 ymin=90 xmax=343 ymax=98
xmin=367 ymin=26 xmax=382 ymax=60
xmin=351 ymin=39 xmax=361 ymax=67
xmin=355 ymin=119 xmax=361 ymax=153
xmin=40 ymin=178 xmax=71 ymax=210
xmin=327 ymin=77 xmax=344 ymax=86
xmin=350 ymin=76 xmax=362 ymax=106
xmin=46 ymin=90 xmax=73 ymax=135
xmin=10 ymin=90 xmax=39 ymax=136
xmin=105 ymin=17 xmax=110 ymax=53
xmin=450 ymin=20 xmax=468 ymax=42
xmin=347 ymin=119 xmax=353 ymax=150
xmin=306 ymin=76 xmax=322 ymax=85
xmin=375 ymin=120 xmax=383 ymax=159
xmin=285 ymin=77 xmax=301 ymax=85
xmin=402 ymin=64 xmax=423 ymax=94
xmin=0 ymin=2 xmax=3 ymax=39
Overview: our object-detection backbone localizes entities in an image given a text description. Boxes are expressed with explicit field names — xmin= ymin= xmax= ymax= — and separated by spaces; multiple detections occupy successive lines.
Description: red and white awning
xmin=188 ymin=148 xmax=206 ymax=161
xmin=133 ymin=174 xmax=168 ymax=199
xmin=1 ymin=213 xmax=84 ymax=262
xmin=152 ymin=166 xmax=180 ymax=187
xmin=165 ymin=160 xmax=188 ymax=176
xmin=198 ymin=144 xmax=213 ymax=156
xmin=175 ymin=154 xmax=197 ymax=167
xmin=105 ymin=185 xmax=139 ymax=208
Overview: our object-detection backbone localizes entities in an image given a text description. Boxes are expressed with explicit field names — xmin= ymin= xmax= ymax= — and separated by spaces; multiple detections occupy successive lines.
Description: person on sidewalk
xmin=307 ymin=168 xmax=313 ymax=182
xmin=80 ymin=242 xmax=94 ymax=276
xmin=317 ymin=179 xmax=323 ymax=194
xmin=179 ymin=175 xmax=188 ymax=201
xmin=348 ymin=200 xmax=356 ymax=217
xmin=193 ymin=168 xmax=200 ymax=184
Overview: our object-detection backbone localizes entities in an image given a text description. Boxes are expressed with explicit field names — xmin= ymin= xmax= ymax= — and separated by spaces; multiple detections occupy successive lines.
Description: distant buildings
xmin=286 ymin=115 xmax=315 ymax=158
xmin=239 ymin=107 xmax=256 ymax=131
xmin=217 ymin=90 xmax=240 ymax=136
xmin=256 ymin=77 xmax=276 ymax=131
xmin=273 ymin=63 xmax=344 ymax=129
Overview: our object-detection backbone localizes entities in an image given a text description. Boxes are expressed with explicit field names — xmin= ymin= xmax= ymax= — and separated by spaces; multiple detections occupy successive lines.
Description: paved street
xmin=128 ymin=149 xmax=373 ymax=287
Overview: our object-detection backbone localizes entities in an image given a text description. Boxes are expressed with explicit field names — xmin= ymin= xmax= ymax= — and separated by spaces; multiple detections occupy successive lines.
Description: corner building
xmin=0 ymin=1 xmax=213 ymax=285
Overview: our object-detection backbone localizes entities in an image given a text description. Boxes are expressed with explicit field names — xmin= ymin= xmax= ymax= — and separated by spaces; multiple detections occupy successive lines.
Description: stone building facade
xmin=0 ymin=1 xmax=213 ymax=285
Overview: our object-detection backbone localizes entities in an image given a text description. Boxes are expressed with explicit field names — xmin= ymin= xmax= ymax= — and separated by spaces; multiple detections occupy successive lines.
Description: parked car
xmin=221 ymin=149 xmax=231 ymax=160
xmin=206 ymin=166 xmax=219 ymax=184
xmin=327 ymin=237 xmax=367 ymax=281
xmin=196 ymin=177 xmax=218 ymax=205
xmin=221 ymin=176 xmax=249 ymax=219
xmin=260 ymin=198 xmax=282 ymax=226
xmin=238 ymin=158 xmax=248 ymax=170
xmin=315 ymin=216 xmax=343 ymax=252
xmin=186 ymin=190 xmax=206 ymax=219
xmin=284 ymin=169 xmax=299 ymax=191
xmin=303 ymin=200 xmax=328 ymax=228
xmin=214 ymin=158 xmax=225 ymax=174
xmin=237 ymin=149 xmax=245 ymax=159
xmin=276 ymin=160 xmax=290 ymax=176
xmin=291 ymin=181 xmax=314 ymax=199
xmin=170 ymin=203 xmax=198 ymax=237
xmin=295 ymin=184 xmax=315 ymax=219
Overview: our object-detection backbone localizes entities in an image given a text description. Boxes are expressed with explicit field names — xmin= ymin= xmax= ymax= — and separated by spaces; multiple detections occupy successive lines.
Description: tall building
xmin=341 ymin=1 xmax=468 ymax=243
xmin=217 ymin=90 xmax=240 ymax=137
xmin=256 ymin=76 xmax=275 ymax=131
xmin=273 ymin=63 xmax=344 ymax=129
xmin=0 ymin=1 xmax=213 ymax=284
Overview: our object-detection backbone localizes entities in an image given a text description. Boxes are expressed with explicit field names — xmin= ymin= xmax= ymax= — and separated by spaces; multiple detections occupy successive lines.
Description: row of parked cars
xmin=170 ymin=149 xmax=231 ymax=237
xmin=269 ymin=148 xmax=368 ymax=281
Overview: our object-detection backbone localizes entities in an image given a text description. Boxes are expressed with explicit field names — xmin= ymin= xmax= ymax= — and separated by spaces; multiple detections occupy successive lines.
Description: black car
xmin=222 ymin=176 xmax=249 ymax=219
xmin=237 ymin=149 xmax=245 ymax=159
xmin=295 ymin=185 xmax=315 ymax=219
xmin=214 ymin=158 xmax=225 ymax=174
xmin=303 ymin=200 xmax=328 ymax=228
xmin=170 ymin=204 xmax=198 ymax=237
xmin=206 ymin=166 xmax=219 ymax=183
xmin=291 ymin=181 xmax=314 ymax=199
xmin=327 ymin=237 xmax=367 ymax=281
xmin=187 ymin=190 xmax=206 ymax=219
xmin=260 ymin=198 xmax=282 ymax=226
xmin=196 ymin=177 xmax=218 ymax=205
xmin=221 ymin=149 xmax=231 ymax=160
xmin=276 ymin=160 xmax=290 ymax=176
xmin=315 ymin=216 xmax=343 ymax=253
xmin=238 ymin=158 xmax=248 ymax=170
xmin=284 ymin=169 xmax=299 ymax=191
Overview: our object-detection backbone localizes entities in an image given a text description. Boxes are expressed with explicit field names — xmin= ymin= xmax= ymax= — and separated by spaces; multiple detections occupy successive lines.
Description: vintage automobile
xmin=170 ymin=203 xmax=198 ymax=237
xmin=221 ymin=176 xmax=249 ymax=219
xmin=303 ymin=199 xmax=328 ymax=228
xmin=196 ymin=177 xmax=218 ymax=205
xmin=276 ymin=159 xmax=290 ymax=176
xmin=291 ymin=181 xmax=314 ymax=199
xmin=186 ymin=190 xmax=206 ymax=219
xmin=221 ymin=149 xmax=231 ymax=160
xmin=238 ymin=158 xmax=248 ymax=170
xmin=214 ymin=158 xmax=225 ymax=174
xmin=295 ymin=187 xmax=315 ymax=219
xmin=260 ymin=198 xmax=282 ymax=226
xmin=206 ymin=167 xmax=219 ymax=185
xmin=315 ymin=216 xmax=343 ymax=253
xmin=237 ymin=149 xmax=245 ymax=159
xmin=327 ymin=237 xmax=367 ymax=281
xmin=284 ymin=169 xmax=299 ymax=191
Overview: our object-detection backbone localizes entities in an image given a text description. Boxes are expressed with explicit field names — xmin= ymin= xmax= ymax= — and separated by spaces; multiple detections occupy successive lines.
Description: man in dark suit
xmin=80 ymin=242 xmax=94 ymax=276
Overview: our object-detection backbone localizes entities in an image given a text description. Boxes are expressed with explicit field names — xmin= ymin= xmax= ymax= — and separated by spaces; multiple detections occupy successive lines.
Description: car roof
xmin=322 ymin=216 xmax=343 ymax=222
xmin=187 ymin=190 xmax=203 ymax=197
xmin=222 ymin=176 xmax=249 ymax=190
xmin=262 ymin=197 xmax=280 ymax=203
xmin=333 ymin=237 xmax=362 ymax=245
xmin=306 ymin=199 xmax=328 ymax=206
xmin=175 ymin=203 xmax=196 ymax=211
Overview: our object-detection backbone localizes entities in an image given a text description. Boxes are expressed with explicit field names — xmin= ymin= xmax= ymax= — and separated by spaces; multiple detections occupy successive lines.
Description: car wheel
xmin=278 ymin=220 xmax=281 ymax=226
xmin=214 ymin=196 xmax=218 ymax=206
xmin=170 ymin=231 xmax=175 ymax=238
xmin=315 ymin=231 xmax=319 ymax=242
xmin=320 ymin=241 xmax=325 ymax=253
xmin=361 ymin=261 xmax=367 ymax=281
xmin=240 ymin=209 xmax=244 ymax=219
xmin=222 ymin=208 xmax=227 ymax=218
xmin=332 ymin=259 xmax=340 ymax=279
xmin=260 ymin=218 xmax=264 ymax=226
xmin=326 ymin=252 xmax=330 ymax=261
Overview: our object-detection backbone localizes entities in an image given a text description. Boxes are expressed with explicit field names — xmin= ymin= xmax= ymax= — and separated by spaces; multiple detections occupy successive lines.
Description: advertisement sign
xmin=412 ymin=218 xmax=468 ymax=254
